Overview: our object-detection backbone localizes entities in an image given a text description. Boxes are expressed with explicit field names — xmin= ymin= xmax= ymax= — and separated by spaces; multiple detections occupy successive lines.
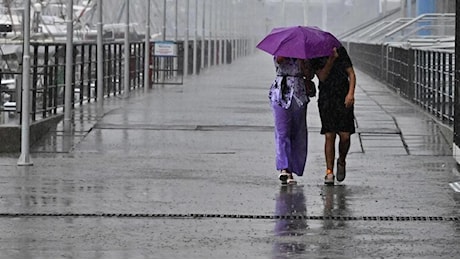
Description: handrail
xmin=383 ymin=13 xmax=455 ymax=39
xmin=338 ymin=7 xmax=401 ymax=39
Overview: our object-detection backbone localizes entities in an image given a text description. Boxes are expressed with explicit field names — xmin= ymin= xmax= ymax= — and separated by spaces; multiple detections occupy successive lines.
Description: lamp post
xmin=124 ymin=0 xmax=130 ymax=97
xmin=281 ymin=0 xmax=286 ymax=26
xmin=165 ymin=0 xmax=169 ymax=41
xmin=208 ymin=0 xmax=212 ymax=67
xmin=303 ymin=0 xmax=309 ymax=25
xmin=97 ymin=0 xmax=104 ymax=107
xmin=322 ymin=0 xmax=328 ymax=30
xmin=144 ymin=0 xmax=151 ymax=90
xmin=174 ymin=0 xmax=177 ymax=41
xmin=64 ymin=0 xmax=73 ymax=131
xmin=18 ymin=0 xmax=32 ymax=166
xmin=201 ymin=0 xmax=205 ymax=69
xmin=184 ymin=0 xmax=189 ymax=76
xmin=192 ymin=0 xmax=197 ymax=75
xmin=212 ymin=0 xmax=217 ymax=66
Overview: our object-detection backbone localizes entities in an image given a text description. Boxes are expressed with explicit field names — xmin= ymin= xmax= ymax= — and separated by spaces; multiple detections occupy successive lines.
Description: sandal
xmin=287 ymin=173 xmax=297 ymax=185
xmin=279 ymin=171 xmax=289 ymax=185
xmin=287 ymin=179 xmax=297 ymax=185
xmin=324 ymin=169 xmax=334 ymax=185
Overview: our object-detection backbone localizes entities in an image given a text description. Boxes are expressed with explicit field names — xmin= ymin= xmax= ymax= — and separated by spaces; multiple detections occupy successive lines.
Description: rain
xmin=0 ymin=0 xmax=459 ymax=258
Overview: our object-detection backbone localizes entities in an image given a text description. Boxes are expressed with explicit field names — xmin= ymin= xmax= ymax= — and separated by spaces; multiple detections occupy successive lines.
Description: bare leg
xmin=325 ymin=132 xmax=336 ymax=171
xmin=338 ymin=132 xmax=351 ymax=164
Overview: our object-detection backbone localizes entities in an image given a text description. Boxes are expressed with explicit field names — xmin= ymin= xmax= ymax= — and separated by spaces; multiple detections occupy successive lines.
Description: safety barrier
xmin=345 ymin=41 xmax=455 ymax=125
xmin=0 ymin=38 xmax=252 ymax=125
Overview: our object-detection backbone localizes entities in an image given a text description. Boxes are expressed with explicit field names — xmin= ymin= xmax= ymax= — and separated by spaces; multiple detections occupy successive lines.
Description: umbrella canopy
xmin=256 ymin=25 xmax=342 ymax=59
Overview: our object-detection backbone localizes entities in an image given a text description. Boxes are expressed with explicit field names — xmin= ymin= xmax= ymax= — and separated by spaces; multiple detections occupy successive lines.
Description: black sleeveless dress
xmin=311 ymin=47 xmax=355 ymax=135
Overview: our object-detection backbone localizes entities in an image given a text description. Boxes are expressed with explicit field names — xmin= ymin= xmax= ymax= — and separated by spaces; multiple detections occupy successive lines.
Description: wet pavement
xmin=0 ymin=52 xmax=459 ymax=258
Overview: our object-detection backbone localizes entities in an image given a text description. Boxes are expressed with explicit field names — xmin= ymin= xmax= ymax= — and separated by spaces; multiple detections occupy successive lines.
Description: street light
xmin=97 ymin=0 xmax=104 ymax=107
xmin=124 ymin=0 xmax=130 ymax=97
xmin=18 ymin=0 xmax=32 ymax=166
xmin=64 ymin=0 xmax=74 ymax=131
xmin=144 ymin=0 xmax=151 ymax=90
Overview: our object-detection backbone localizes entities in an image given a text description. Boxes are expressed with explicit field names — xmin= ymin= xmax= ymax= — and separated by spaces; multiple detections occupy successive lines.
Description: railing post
xmin=407 ymin=49 xmax=415 ymax=101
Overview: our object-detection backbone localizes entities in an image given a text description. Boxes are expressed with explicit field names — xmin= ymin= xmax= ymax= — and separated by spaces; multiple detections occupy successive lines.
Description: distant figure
xmin=269 ymin=56 xmax=315 ymax=185
xmin=311 ymin=46 xmax=356 ymax=185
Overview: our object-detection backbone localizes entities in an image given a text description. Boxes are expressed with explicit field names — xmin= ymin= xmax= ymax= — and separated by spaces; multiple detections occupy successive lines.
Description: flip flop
xmin=287 ymin=178 xmax=297 ymax=185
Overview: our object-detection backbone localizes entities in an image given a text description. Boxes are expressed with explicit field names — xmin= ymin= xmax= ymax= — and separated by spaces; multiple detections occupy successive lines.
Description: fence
xmin=345 ymin=41 xmax=455 ymax=125
xmin=0 ymin=38 xmax=251 ymax=124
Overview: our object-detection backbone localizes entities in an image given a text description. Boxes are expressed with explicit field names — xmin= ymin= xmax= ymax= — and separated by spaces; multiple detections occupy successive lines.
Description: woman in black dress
xmin=311 ymin=46 xmax=356 ymax=185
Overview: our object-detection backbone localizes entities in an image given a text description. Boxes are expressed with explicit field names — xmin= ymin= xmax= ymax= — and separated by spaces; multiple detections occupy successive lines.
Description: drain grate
xmin=0 ymin=213 xmax=458 ymax=222
xmin=94 ymin=123 xmax=274 ymax=132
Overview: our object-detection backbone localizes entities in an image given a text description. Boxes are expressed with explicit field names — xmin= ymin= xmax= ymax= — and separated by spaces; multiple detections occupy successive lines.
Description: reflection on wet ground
xmin=321 ymin=185 xmax=350 ymax=231
xmin=272 ymin=184 xmax=353 ymax=258
xmin=273 ymin=185 xmax=308 ymax=257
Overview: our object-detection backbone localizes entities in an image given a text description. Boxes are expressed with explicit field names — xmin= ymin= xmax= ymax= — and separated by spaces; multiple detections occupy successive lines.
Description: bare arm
xmin=315 ymin=48 xmax=338 ymax=82
xmin=344 ymin=66 xmax=356 ymax=108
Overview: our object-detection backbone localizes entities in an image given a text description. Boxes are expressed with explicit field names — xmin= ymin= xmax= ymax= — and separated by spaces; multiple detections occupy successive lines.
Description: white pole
xmin=407 ymin=0 xmax=412 ymax=17
xmin=212 ymin=0 xmax=217 ymax=66
xmin=124 ymin=0 xmax=130 ymax=97
xmin=172 ymin=0 xmax=178 ymax=79
xmin=383 ymin=0 xmax=388 ymax=16
xmin=322 ymin=0 xmax=327 ymax=30
xmin=234 ymin=1 xmax=238 ymax=60
xmin=207 ymin=0 xmax=212 ymax=67
xmin=201 ymin=0 xmax=205 ymax=69
xmin=219 ymin=1 xmax=223 ymax=65
xmin=174 ymin=0 xmax=177 ymax=41
xmin=18 ymin=0 xmax=33 ymax=166
xmin=159 ymin=0 xmax=167 ymax=83
xmin=64 ymin=0 xmax=74 ymax=131
xmin=97 ymin=0 xmax=104 ymax=106
xmin=223 ymin=1 xmax=227 ymax=65
xmin=303 ymin=0 xmax=309 ymax=25
xmin=144 ymin=0 xmax=151 ymax=90
xmin=282 ymin=0 xmax=286 ymax=26
xmin=230 ymin=1 xmax=234 ymax=62
xmin=184 ymin=0 xmax=189 ymax=76
xmin=192 ymin=0 xmax=197 ymax=75
xmin=217 ymin=1 xmax=222 ymax=65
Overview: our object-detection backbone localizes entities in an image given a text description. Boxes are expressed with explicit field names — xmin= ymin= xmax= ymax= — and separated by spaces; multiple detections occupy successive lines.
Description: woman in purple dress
xmin=269 ymin=56 xmax=315 ymax=185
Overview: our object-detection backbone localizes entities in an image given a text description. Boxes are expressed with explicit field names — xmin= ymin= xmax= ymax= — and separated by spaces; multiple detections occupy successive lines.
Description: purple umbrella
xmin=256 ymin=25 xmax=342 ymax=59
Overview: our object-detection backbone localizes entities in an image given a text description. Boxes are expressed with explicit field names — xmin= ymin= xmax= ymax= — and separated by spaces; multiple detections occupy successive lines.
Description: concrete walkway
xmin=0 ymin=52 xmax=459 ymax=258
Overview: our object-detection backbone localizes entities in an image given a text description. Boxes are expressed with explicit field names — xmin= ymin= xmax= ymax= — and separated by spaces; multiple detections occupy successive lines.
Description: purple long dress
xmin=269 ymin=57 xmax=310 ymax=176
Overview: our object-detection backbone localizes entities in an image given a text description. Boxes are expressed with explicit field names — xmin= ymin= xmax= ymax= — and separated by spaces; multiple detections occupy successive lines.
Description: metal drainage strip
xmin=0 ymin=213 xmax=458 ymax=222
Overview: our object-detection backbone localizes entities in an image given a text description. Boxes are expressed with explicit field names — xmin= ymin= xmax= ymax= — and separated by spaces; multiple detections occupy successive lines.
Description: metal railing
xmin=346 ymin=41 xmax=455 ymax=125
xmin=0 ymin=38 xmax=252 ymax=124
xmin=341 ymin=13 xmax=455 ymax=44
xmin=0 ymin=41 xmax=145 ymax=122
